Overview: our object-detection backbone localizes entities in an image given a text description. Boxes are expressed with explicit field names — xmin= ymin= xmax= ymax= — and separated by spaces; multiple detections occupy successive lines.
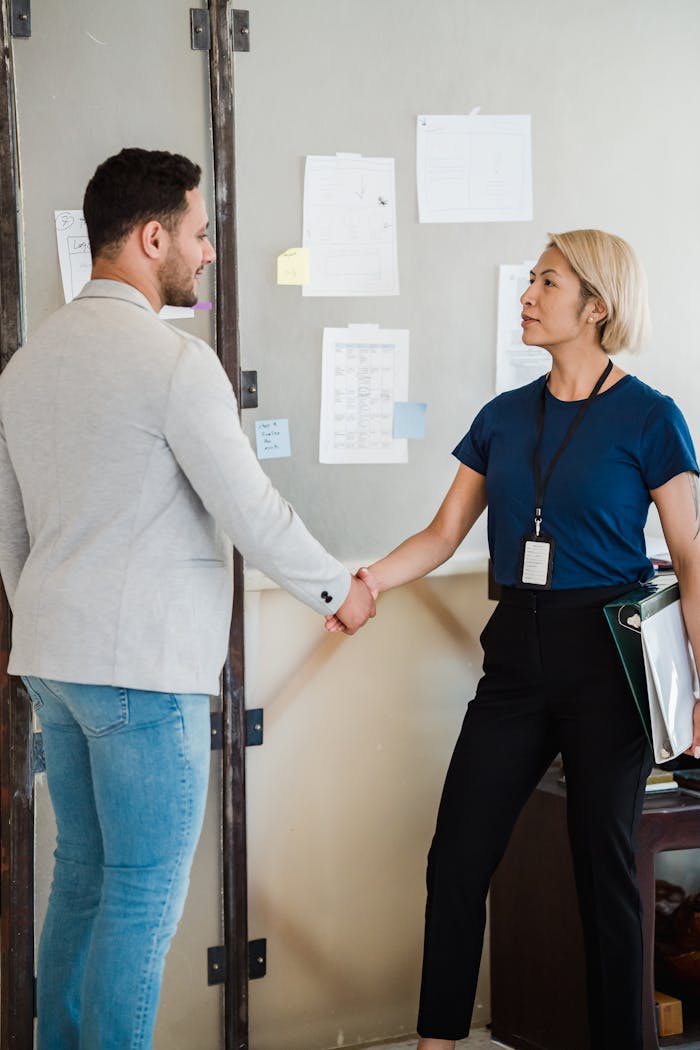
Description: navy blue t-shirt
xmin=453 ymin=375 xmax=698 ymax=589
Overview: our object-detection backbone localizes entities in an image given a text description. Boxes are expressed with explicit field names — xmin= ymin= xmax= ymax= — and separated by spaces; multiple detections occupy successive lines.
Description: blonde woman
xmin=328 ymin=230 xmax=700 ymax=1049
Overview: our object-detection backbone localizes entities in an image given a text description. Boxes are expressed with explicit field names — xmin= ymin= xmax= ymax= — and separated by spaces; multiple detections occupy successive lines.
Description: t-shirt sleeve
xmin=452 ymin=403 xmax=491 ymax=475
xmin=640 ymin=397 xmax=699 ymax=490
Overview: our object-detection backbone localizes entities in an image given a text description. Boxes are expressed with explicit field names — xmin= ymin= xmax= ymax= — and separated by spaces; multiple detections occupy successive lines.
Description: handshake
xmin=324 ymin=566 xmax=380 ymax=636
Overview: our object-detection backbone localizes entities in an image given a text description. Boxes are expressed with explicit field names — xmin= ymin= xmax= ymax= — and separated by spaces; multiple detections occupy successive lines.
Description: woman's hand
xmin=325 ymin=567 xmax=379 ymax=633
xmin=685 ymin=699 xmax=700 ymax=759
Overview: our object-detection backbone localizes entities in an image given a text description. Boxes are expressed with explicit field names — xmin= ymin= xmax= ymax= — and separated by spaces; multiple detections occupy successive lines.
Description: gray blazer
xmin=0 ymin=281 xmax=350 ymax=694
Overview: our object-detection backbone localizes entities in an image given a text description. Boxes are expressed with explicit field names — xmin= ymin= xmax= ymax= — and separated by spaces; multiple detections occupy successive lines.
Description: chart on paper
xmin=319 ymin=327 xmax=409 ymax=464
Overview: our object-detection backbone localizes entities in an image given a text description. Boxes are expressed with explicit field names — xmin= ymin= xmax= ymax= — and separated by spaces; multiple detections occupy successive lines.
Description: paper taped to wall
xmin=302 ymin=156 xmax=399 ymax=297
xmin=417 ymin=114 xmax=533 ymax=224
xmin=319 ymin=326 xmax=408 ymax=463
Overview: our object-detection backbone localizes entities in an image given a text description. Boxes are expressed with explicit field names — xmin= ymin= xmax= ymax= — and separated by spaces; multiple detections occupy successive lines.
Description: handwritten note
xmin=302 ymin=156 xmax=399 ymax=297
xmin=277 ymin=247 xmax=309 ymax=286
xmin=55 ymin=211 xmax=92 ymax=303
xmin=255 ymin=419 xmax=292 ymax=459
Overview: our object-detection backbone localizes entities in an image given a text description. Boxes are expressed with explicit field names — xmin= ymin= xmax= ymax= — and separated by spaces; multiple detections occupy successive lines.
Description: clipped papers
xmin=417 ymin=115 xmax=533 ymax=224
xmin=641 ymin=599 xmax=698 ymax=761
xmin=496 ymin=262 xmax=550 ymax=393
xmin=319 ymin=326 xmax=409 ymax=464
xmin=302 ymin=156 xmax=399 ymax=297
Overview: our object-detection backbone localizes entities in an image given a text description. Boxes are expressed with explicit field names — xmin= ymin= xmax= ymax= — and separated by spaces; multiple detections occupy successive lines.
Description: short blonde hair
xmin=546 ymin=229 xmax=650 ymax=354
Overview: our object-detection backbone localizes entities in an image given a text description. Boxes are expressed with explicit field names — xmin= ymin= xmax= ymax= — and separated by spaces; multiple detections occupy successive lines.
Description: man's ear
xmin=141 ymin=220 xmax=167 ymax=260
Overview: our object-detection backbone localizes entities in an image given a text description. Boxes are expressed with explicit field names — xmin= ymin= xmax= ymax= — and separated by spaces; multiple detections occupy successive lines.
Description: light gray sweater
xmin=0 ymin=281 xmax=350 ymax=694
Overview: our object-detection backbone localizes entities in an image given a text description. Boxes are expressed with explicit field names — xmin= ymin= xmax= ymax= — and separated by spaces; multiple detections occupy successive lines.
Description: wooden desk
xmin=490 ymin=768 xmax=700 ymax=1050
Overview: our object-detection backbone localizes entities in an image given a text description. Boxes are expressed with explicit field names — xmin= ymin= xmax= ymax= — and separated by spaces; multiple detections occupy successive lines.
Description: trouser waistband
xmin=498 ymin=583 xmax=638 ymax=609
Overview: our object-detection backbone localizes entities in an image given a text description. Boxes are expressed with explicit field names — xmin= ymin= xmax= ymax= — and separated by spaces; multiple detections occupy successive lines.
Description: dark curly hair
xmin=83 ymin=148 xmax=202 ymax=258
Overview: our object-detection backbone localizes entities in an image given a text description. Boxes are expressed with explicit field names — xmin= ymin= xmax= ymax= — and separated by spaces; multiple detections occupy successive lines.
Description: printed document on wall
xmin=496 ymin=262 xmax=550 ymax=393
xmin=319 ymin=326 xmax=408 ymax=463
xmin=417 ymin=115 xmax=533 ymax=223
xmin=303 ymin=156 xmax=399 ymax=296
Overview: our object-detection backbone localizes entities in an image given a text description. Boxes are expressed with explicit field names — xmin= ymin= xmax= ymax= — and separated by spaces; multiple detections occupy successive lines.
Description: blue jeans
xmin=23 ymin=678 xmax=211 ymax=1050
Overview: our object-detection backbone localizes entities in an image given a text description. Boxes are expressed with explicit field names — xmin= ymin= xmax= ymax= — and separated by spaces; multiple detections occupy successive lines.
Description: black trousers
xmin=417 ymin=585 xmax=653 ymax=1048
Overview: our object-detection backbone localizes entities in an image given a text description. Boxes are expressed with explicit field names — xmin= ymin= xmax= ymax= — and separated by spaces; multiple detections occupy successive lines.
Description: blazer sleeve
xmin=164 ymin=338 xmax=351 ymax=616
xmin=0 ymin=412 xmax=30 ymax=610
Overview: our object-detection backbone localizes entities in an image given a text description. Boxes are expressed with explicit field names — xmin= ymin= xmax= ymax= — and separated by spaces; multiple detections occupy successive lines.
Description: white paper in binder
xmin=640 ymin=598 xmax=698 ymax=762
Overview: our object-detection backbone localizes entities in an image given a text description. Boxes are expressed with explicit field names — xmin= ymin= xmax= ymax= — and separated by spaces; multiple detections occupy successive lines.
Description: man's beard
xmin=158 ymin=246 xmax=197 ymax=308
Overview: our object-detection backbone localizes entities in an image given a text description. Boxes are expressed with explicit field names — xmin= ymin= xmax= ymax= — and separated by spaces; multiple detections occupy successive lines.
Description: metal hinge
xmin=207 ymin=939 xmax=266 ymax=984
xmin=209 ymin=709 xmax=263 ymax=749
xmin=246 ymin=708 xmax=263 ymax=746
xmin=210 ymin=711 xmax=223 ymax=750
xmin=190 ymin=8 xmax=210 ymax=50
xmin=232 ymin=9 xmax=250 ymax=52
xmin=10 ymin=0 xmax=31 ymax=38
xmin=190 ymin=9 xmax=249 ymax=52
xmin=240 ymin=370 xmax=258 ymax=409
xmin=248 ymin=938 xmax=266 ymax=979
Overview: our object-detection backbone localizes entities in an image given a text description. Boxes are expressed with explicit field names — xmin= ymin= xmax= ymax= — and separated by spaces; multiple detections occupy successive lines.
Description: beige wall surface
xmin=245 ymin=573 xmax=493 ymax=1049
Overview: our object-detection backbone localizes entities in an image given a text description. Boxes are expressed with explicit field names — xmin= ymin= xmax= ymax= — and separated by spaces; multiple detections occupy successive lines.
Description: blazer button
xmin=321 ymin=590 xmax=329 ymax=599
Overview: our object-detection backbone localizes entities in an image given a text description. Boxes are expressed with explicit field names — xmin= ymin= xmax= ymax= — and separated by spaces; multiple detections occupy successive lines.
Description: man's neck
xmin=90 ymin=259 xmax=163 ymax=312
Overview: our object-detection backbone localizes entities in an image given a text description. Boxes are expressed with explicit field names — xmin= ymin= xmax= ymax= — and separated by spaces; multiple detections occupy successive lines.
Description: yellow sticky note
xmin=277 ymin=247 xmax=310 ymax=286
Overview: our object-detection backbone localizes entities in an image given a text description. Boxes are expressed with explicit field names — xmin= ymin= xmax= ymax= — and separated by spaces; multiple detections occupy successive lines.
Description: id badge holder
xmin=519 ymin=532 xmax=555 ymax=589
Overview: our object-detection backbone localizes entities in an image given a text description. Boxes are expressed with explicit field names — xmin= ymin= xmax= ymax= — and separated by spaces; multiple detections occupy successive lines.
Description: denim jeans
xmin=23 ymin=677 xmax=211 ymax=1050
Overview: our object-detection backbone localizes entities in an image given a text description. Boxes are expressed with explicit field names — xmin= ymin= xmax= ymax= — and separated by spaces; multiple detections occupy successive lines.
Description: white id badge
xmin=520 ymin=533 xmax=555 ymax=589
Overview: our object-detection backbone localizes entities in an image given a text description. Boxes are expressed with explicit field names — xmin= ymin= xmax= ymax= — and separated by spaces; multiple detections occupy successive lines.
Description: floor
xmin=369 ymin=1032 xmax=510 ymax=1049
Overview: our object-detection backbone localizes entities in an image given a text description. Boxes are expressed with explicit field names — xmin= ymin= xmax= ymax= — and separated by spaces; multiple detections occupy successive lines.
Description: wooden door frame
xmin=0 ymin=1 xmax=34 ymax=1047
xmin=208 ymin=3 xmax=250 ymax=1047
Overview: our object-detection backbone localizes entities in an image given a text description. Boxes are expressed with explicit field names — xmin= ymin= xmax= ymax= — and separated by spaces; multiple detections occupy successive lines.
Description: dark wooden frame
xmin=208 ymin=3 xmax=250 ymax=1048
xmin=0 ymin=2 xmax=34 ymax=1048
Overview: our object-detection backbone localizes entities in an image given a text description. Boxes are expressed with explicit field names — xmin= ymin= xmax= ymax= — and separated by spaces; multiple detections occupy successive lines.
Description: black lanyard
xmin=532 ymin=358 xmax=612 ymax=536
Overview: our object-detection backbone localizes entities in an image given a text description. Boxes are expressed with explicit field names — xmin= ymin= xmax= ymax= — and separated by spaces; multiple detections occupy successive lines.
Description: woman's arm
xmin=367 ymin=464 xmax=487 ymax=593
xmin=651 ymin=470 xmax=700 ymax=756
xmin=324 ymin=464 xmax=486 ymax=634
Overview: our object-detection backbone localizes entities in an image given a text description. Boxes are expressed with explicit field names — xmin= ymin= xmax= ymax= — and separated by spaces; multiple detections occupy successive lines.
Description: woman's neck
xmin=547 ymin=346 xmax=621 ymax=401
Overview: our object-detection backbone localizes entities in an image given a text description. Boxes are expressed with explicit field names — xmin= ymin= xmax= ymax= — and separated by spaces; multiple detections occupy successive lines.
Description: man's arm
xmin=164 ymin=340 xmax=374 ymax=628
xmin=0 ymin=415 xmax=30 ymax=610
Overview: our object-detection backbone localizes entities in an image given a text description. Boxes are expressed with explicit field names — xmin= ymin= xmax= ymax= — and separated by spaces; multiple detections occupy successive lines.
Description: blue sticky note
xmin=255 ymin=419 xmax=291 ymax=459
xmin=393 ymin=402 xmax=427 ymax=440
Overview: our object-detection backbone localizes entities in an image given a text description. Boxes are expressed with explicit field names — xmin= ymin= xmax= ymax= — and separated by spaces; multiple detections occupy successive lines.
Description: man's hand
xmin=326 ymin=573 xmax=376 ymax=635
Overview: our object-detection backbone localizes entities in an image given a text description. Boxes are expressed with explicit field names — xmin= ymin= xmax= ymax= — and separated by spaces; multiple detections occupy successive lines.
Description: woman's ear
xmin=589 ymin=297 xmax=608 ymax=325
